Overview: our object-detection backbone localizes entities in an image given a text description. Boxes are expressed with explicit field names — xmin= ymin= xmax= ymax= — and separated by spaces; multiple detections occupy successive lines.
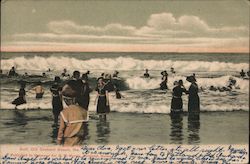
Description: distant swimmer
xmin=31 ymin=81 xmax=45 ymax=99
xmin=228 ymin=77 xmax=236 ymax=86
xmin=170 ymin=80 xmax=187 ymax=114
xmin=240 ymin=69 xmax=246 ymax=78
xmin=61 ymin=68 xmax=70 ymax=78
xmin=23 ymin=72 xmax=29 ymax=78
xmin=209 ymin=85 xmax=217 ymax=91
xmin=12 ymin=81 xmax=27 ymax=107
xmin=217 ymin=77 xmax=238 ymax=92
xmin=42 ymin=72 xmax=46 ymax=77
xmin=143 ymin=69 xmax=150 ymax=78
xmin=170 ymin=67 xmax=176 ymax=74
xmin=113 ymin=70 xmax=119 ymax=78
xmin=8 ymin=66 xmax=18 ymax=77
xmin=50 ymin=76 xmax=63 ymax=125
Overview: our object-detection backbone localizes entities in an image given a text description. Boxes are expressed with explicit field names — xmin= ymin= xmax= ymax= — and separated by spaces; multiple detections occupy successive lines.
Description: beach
xmin=0 ymin=110 xmax=248 ymax=145
xmin=0 ymin=52 xmax=249 ymax=145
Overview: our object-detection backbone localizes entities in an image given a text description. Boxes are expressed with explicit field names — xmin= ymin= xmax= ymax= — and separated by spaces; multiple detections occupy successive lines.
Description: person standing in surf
xmin=12 ymin=81 xmax=27 ymax=107
xmin=186 ymin=75 xmax=200 ymax=113
xmin=71 ymin=70 xmax=86 ymax=109
xmin=78 ymin=73 xmax=91 ymax=110
xmin=31 ymin=81 xmax=45 ymax=99
xmin=57 ymin=80 xmax=88 ymax=146
xmin=94 ymin=77 xmax=110 ymax=120
xmin=50 ymin=76 xmax=63 ymax=125
xmin=170 ymin=80 xmax=187 ymax=114
xmin=160 ymin=70 xmax=168 ymax=90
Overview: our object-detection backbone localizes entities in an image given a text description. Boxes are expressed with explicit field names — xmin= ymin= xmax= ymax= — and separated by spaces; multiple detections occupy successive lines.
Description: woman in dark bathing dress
xmin=95 ymin=77 xmax=110 ymax=119
xmin=50 ymin=76 xmax=63 ymax=125
xmin=186 ymin=75 xmax=200 ymax=113
xmin=170 ymin=80 xmax=187 ymax=114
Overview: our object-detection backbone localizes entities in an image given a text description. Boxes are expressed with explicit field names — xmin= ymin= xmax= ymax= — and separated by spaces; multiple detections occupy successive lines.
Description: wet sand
xmin=0 ymin=110 xmax=248 ymax=145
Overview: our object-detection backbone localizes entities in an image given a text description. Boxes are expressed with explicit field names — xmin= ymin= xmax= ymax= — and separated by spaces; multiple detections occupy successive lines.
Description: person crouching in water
xmin=50 ymin=76 xmax=63 ymax=125
xmin=170 ymin=80 xmax=187 ymax=115
xmin=94 ymin=77 xmax=110 ymax=120
xmin=57 ymin=80 xmax=88 ymax=146
xmin=31 ymin=81 xmax=44 ymax=99
xmin=12 ymin=81 xmax=27 ymax=108
xmin=114 ymin=86 xmax=124 ymax=99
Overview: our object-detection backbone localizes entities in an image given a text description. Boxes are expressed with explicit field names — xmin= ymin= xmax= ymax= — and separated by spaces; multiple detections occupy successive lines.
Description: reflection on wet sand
xmin=51 ymin=125 xmax=59 ymax=144
xmin=188 ymin=113 xmax=200 ymax=144
xmin=82 ymin=123 xmax=90 ymax=144
xmin=95 ymin=117 xmax=110 ymax=144
xmin=170 ymin=113 xmax=183 ymax=144
xmin=3 ymin=110 xmax=28 ymax=132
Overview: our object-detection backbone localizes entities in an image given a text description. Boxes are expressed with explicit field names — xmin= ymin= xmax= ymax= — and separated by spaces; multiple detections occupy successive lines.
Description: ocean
xmin=0 ymin=52 xmax=249 ymax=145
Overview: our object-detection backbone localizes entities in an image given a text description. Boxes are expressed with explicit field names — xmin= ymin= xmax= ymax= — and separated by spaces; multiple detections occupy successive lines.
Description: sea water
xmin=0 ymin=52 xmax=249 ymax=144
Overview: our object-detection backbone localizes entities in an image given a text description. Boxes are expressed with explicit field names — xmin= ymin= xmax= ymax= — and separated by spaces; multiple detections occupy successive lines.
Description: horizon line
xmin=1 ymin=50 xmax=249 ymax=54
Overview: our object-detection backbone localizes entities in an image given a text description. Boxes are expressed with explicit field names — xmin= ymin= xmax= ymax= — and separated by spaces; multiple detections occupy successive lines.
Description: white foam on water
xmin=125 ymin=75 xmax=249 ymax=93
xmin=2 ymin=56 xmax=248 ymax=72
xmin=1 ymin=99 xmax=248 ymax=113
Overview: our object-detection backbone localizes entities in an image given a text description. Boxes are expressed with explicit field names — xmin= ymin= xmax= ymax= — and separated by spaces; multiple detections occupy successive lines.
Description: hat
xmin=186 ymin=76 xmax=196 ymax=82
xmin=62 ymin=80 xmax=78 ymax=98
xmin=97 ymin=77 xmax=104 ymax=81
xmin=161 ymin=70 xmax=167 ymax=75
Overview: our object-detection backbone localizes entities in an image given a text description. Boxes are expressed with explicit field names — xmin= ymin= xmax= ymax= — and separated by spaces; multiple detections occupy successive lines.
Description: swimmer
xmin=31 ymin=81 xmax=45 ymax=99
xmin=240 ymin=69 xmax=246 ymax=78
xmin=143 ymin=69 xmax=150 ymax=78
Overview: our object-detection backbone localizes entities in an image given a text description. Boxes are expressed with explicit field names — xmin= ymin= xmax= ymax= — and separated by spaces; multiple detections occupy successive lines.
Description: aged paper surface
xmin=0 ymin=0 xmax=249 ymax=163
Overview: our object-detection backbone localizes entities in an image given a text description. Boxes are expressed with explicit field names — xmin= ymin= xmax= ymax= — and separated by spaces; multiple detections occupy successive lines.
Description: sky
xmin=1 ymin=0 xmax=249 ymax=53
